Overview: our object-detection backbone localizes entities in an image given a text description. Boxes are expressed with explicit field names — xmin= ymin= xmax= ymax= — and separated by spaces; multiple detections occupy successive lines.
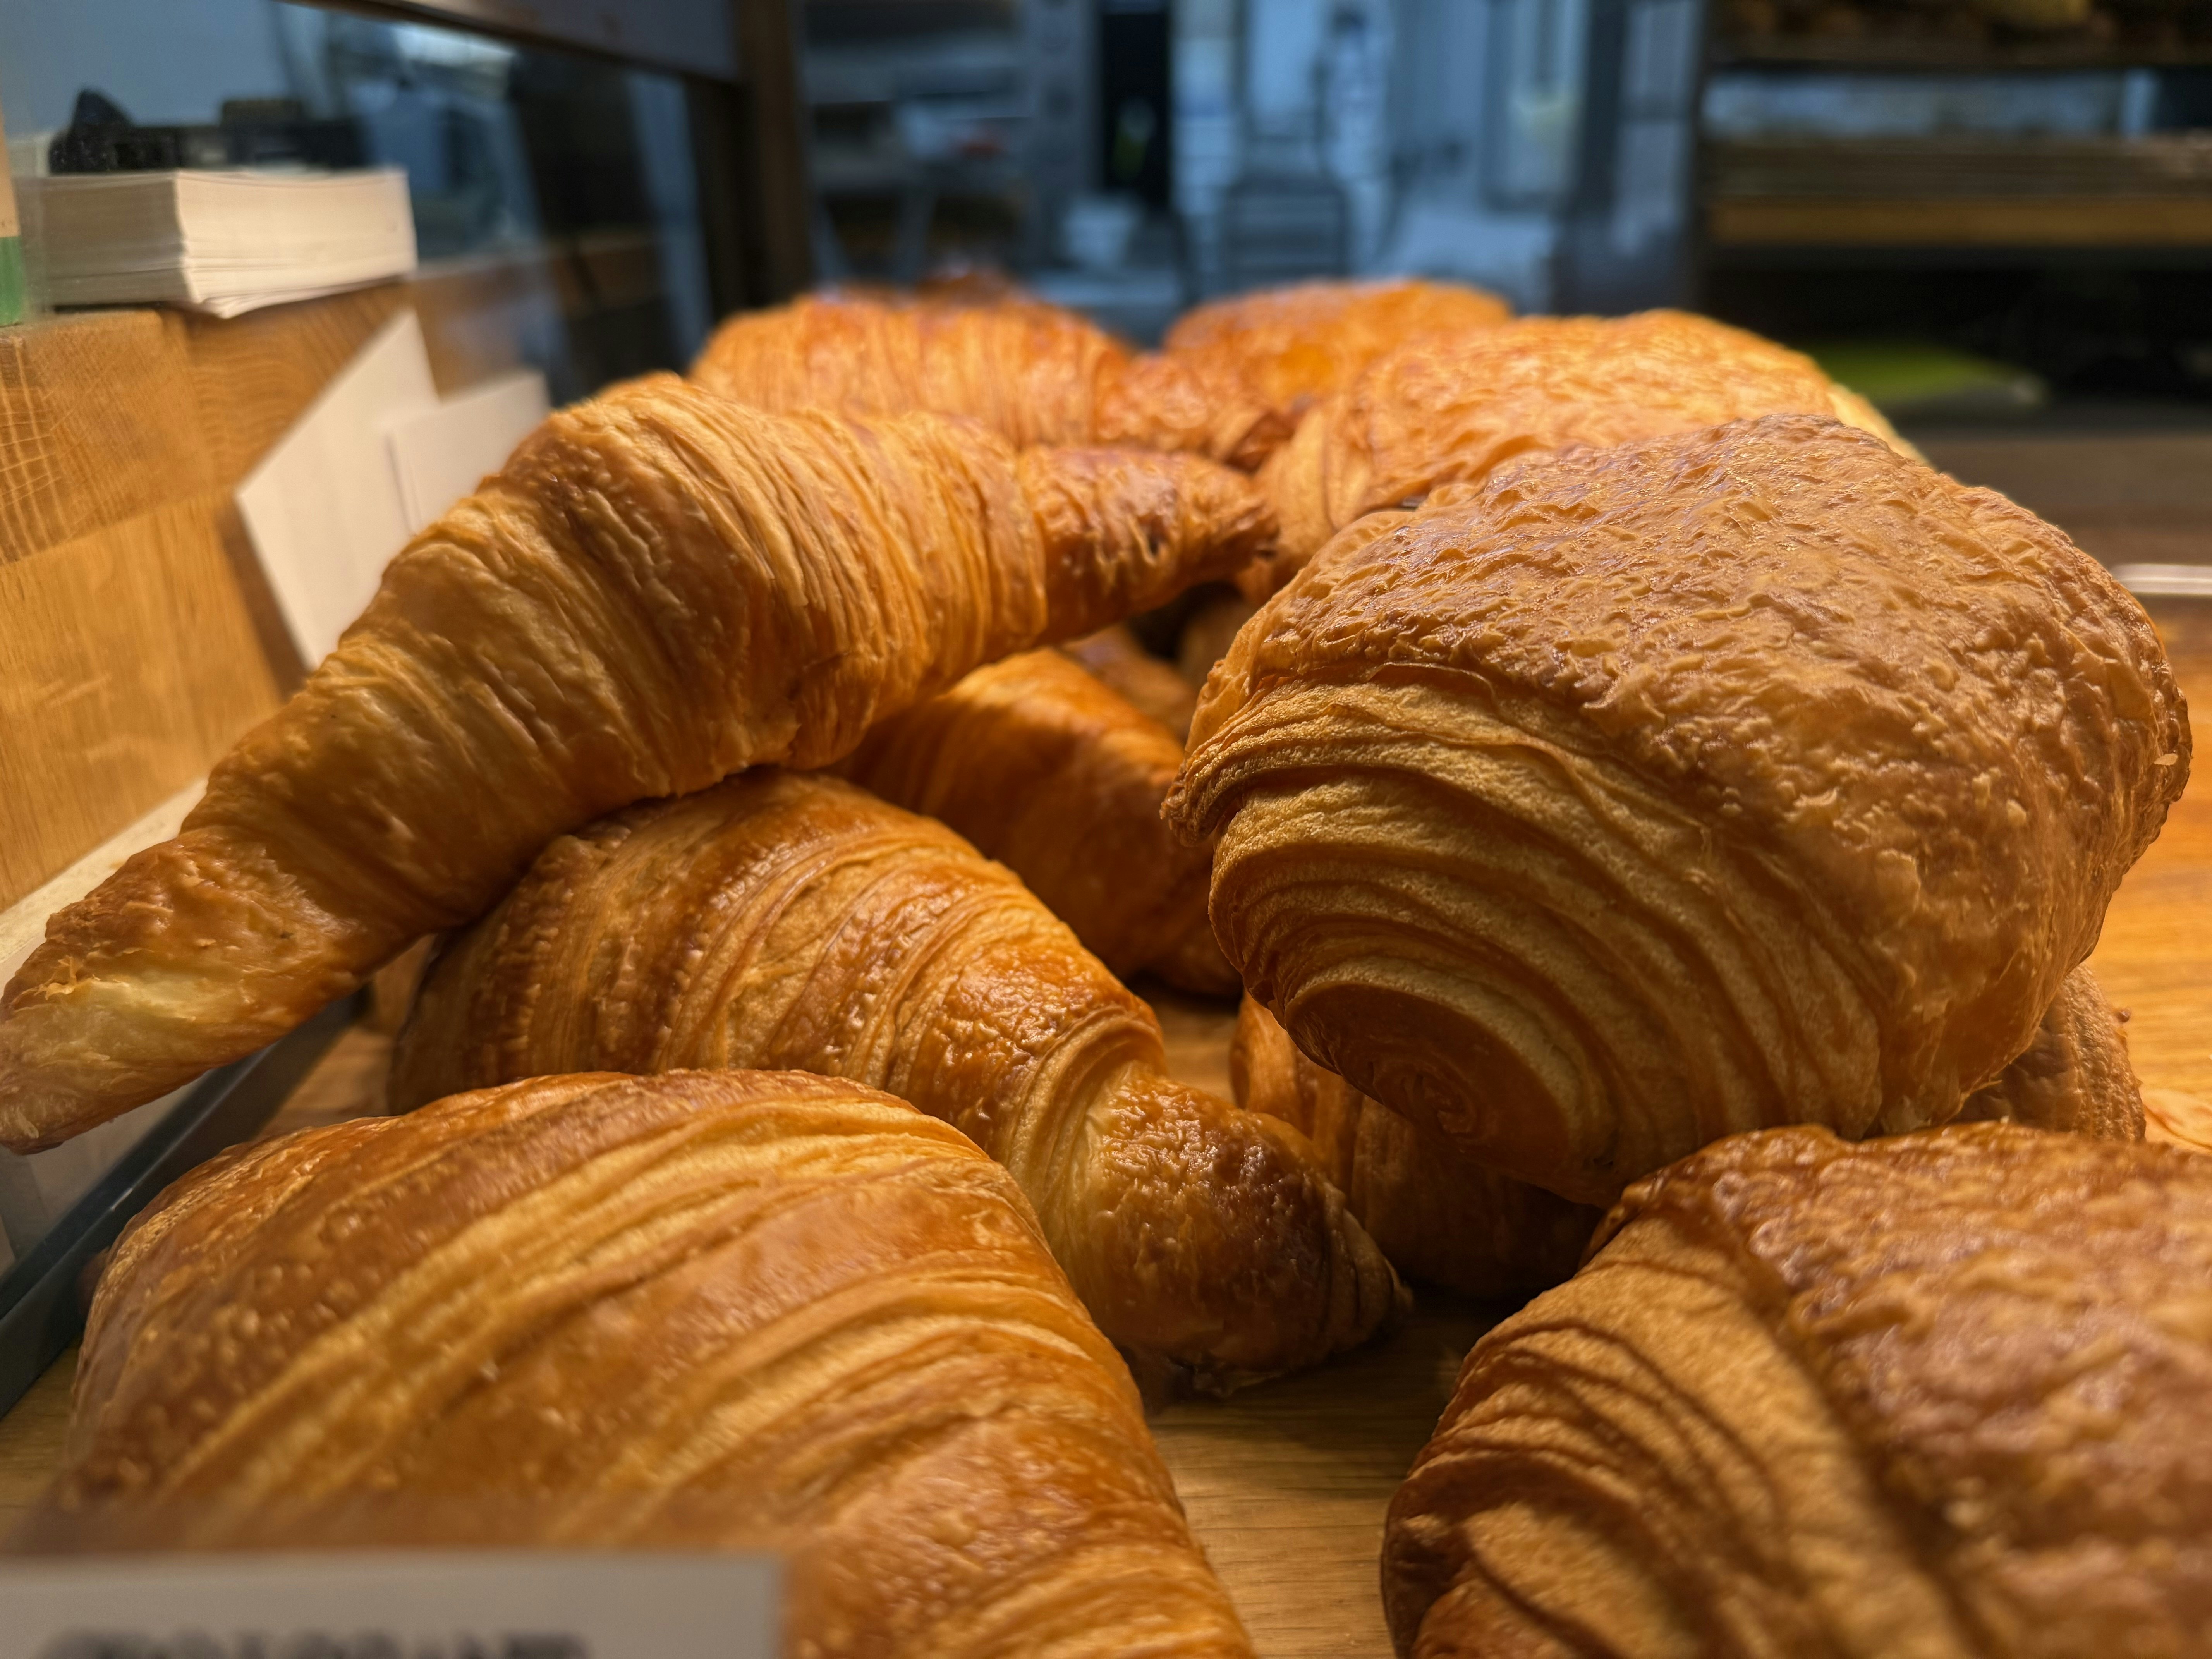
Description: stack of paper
xmin=29 ymin=166 xmax=416 ymax=317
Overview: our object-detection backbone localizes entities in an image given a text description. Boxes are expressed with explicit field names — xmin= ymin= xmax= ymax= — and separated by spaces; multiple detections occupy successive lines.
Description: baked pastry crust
xmin=1249 ymin=309 xmax=1913 ymax=594
xmin=1231 ymin=996 xmax=1599 ymax=1300
xmin=1161 ymin=278 xmax=1513 ymax=469
xmin=842 ymin=648 xmax=1234 ymax=994
xmin=1171 ymin=415 xmax=2187 ymax=1204
xmin=37 ymin=1068 xmax=1257 ymax=1657
xmin=1060 ymin=623 xmax=1200 ymax=738
xmin=1958 ymin=963 xmax=2144 ymax=1139
xmin=0 ymin=380 xmax=1269 ymax=1151
xmin=691 ymin=289 xmax=1256 ymax=463
xmin=1383 ymin=1121 xmax=2212 ymax=1659
xmin=390 ymin=771 xmax=1395 ymax=1388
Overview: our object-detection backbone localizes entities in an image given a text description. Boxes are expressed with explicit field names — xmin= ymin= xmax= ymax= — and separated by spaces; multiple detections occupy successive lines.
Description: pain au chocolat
xmin=36 ymin=1069 xmax=1256 ymax=1657
xmin=1383 ymin=1121 xmax=2212 ymax=1658
xmin=1169 ymin=414 xmax=2186 ymax=1206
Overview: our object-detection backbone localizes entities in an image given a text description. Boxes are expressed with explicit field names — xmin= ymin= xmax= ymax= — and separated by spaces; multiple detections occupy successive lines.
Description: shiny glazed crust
xmin=1959 ymin=963 xmax=2145 ymax=1139
xmin=1249 ymin=308 xmax=1915 ymax=591
xmin=1170 ymin=415 xmax=2187 ymax=1204
xmin=690 ymin=289 xmax=1257 ymax=464
xmin=390 ymin=771 xmax=1395 ymax=1388
xmin=1230 ymin=996 xmax=1599 ymax=1300
xmin=1060 ymin=623 xmax=1201 ymax=738
xmin=0 ymin=379 xmax=1271 ymax=1151
xmin=841 ymin=648 xmax=1235 ymax=994
xmin=1382 ymin=1122 xmax=2212 ymax=1658
xmin=40 ymin=1070 xmax=1257 ymax=1658
xmin=1161 ymin=279 xmax=1514 ymax=469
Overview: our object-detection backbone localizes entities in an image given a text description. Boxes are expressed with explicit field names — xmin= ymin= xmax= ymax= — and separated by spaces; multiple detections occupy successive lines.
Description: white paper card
xmin=386 ymin=369 xmax=551 ymax=534
xmin=0 ymin=1553 xmax=779 ymax=1659
xmin=235 ymin=309 xmax=438 ymax=668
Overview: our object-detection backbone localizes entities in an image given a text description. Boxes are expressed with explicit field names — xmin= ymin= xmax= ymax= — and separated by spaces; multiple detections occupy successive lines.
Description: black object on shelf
xmin=0 ymin=994 xmax=359 ymax=1418
xmin=48 ymin=89 xmax=367 ymax=175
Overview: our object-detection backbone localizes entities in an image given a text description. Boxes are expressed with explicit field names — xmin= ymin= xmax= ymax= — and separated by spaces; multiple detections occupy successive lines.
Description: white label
xmin=235 ymin=308 xmax=439 ymax=669
xmin=0 ymin=1553 xmax=779 ymax=1659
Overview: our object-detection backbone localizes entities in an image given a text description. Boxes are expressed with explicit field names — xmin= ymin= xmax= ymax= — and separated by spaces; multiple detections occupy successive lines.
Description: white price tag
xmin=0 ymin=1553 xmax=778 ymax=1659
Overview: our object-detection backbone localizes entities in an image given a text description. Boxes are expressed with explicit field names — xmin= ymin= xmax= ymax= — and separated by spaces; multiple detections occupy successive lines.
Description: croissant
xmin=1230 ymin=957 xmax=2139 ymax=1297
xmin=0 ymin=380 xmax=1270 ymax=1153
xmin=1161 ymin=278 xmax=1513 ymax=467
xmin=690 ymin=290 xmax=1257 ymax=464
xmin=1249 ymin=308 xmax=1914 ymax=594
xmin=1169 ymin=416 xmax=2187 ymax=1206
xmin=840 ymin=647 xmax=1235 ymax=994
xmin=35 ymin=1068 xmax=1258 ymax=1657
xmin=1059 ymin=623 xmax=1200 ymax=738
xmin=389 ymin=770 xmax=1394 ymax=1387
xmin=1231 ymin=995 xmax=1599 ymax=1300
xmin=1957 ymin=962 xmax=2144 ymax=1139
xmin=1382 ymin=1121 xmax=2212 ymax=1658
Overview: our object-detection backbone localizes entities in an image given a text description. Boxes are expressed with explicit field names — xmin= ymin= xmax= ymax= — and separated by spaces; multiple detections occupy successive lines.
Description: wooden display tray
xmin=3 ymin=628 xmax=2210 ymax=1657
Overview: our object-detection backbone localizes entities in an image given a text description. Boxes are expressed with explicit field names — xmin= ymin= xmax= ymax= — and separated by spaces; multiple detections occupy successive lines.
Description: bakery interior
xmin=1 ymin=0 xmax=2210 ymax=1653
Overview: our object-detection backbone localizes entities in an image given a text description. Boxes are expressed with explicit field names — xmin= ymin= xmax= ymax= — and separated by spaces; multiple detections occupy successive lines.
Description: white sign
xmin=235 ymin=309 xmax=439 ymax=669
xmin=0 ymin=1553 xmax=779 ymax=1659
xmin=385 ymin=369 xmax=551 ymax=534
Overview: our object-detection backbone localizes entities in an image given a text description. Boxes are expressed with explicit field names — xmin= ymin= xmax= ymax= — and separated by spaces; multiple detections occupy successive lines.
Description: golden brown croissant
xmin=1170 ymin=416 xmax=2187 ymax=1206
xmin=1231 ymin=995 xmax=1599 ymax=1300
xmin=1230 ymin=959 xmax=2137 ymax=1297
xmin=1249 ymin=308 xmax=1914 ymax=593
xmin=690 ymin=290 xmax=1254 ymax=463
xmin=0 ymin=380 xmax=1270 ymax=1153
xmin=1382 ymin=1121 xmax=2212 ymax=1658
xmin=840 ymin=647 xmax=1235 ymax=994
xmin=1958 ymin=963 xmax=2143 ymax=1139
xmin=1161 ymin=278 xmax=1513 ymax=468
xmin=1059 ymin=622 xmax=1200 ymax=738
xmin=389 ymin=771 xmax=1394 ymax=1387
xmin=36 ymin=1068 xmax=1258 ymax=1657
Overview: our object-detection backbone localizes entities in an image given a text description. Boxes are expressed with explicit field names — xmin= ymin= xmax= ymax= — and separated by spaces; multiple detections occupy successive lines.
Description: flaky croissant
xmin=389 ymin=770 xmax=1394 ymax=1388
xmin=691 ymin=290 xmax=1256 ymax=464
xmin=1161 ymin=278 xmax=1513 ymax=469
xmin=36 ymin=1068 xmax=1258 ymax=1658
xmin=1230 ymin=960 xmax=2138 ymax=1297
xmin=1958 ymin=962 xmax=2144 ymax=1139
xmin=1249 ymin=308 xmax=1913 ymax=594
xmin=1383 ymin=1121 xmax=2212 ymax=1658
xmin=0 ymin=380 xmax=1269 ymax=1152
xmin=1170 ymin=416 xmax=2186 ymax=1206
xmin=1060 ymin=623 xmax=1199 ymax=738
xmin=840 ymin=647 xmax=1235 ymax=994
xmin=1232 ymin=996 xmax=1599 ymax=1300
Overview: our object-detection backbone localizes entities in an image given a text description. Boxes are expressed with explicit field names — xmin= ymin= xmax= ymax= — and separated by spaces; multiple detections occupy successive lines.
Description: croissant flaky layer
xmin=39 ymin=1070 xmax=1256 ymax=1658
xmin=0 ymin=381 xmax=1271 ymax=1151
xmin=840 ymin=648 xmax=1235 ymax=994
xmin=1383 ymin=1122 xmax=2212 ymax=1659
xmin=1958 ymin=963 xmax=2145 ymax=1139
xmin=391 ymin=771 xmax=1395 ymax=1387
xmin=1249 ymin=308 xmax=1914 ymax=591
xmin=1230 ymin=996 xmax=1599 ymax=1300
xmin=1172 ymin=415 xmax=2187 ymax=1204
xmin=690 ymin=289 xmax=1262 ymax=464
xmin=1159 ymin=278 xmax=1513 ymax=469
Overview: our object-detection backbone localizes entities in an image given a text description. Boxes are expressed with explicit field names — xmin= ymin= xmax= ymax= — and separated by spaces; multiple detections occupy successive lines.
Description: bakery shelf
xmin=1707 ymin=192 xmax=2212 ymax=244
xmin=1710 ymin=33 xmax=2212 ymax=70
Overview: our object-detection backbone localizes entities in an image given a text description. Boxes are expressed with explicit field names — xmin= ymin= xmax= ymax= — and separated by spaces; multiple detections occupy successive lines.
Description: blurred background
xmin=7 ymin=0 xmax=2212 ymax=433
